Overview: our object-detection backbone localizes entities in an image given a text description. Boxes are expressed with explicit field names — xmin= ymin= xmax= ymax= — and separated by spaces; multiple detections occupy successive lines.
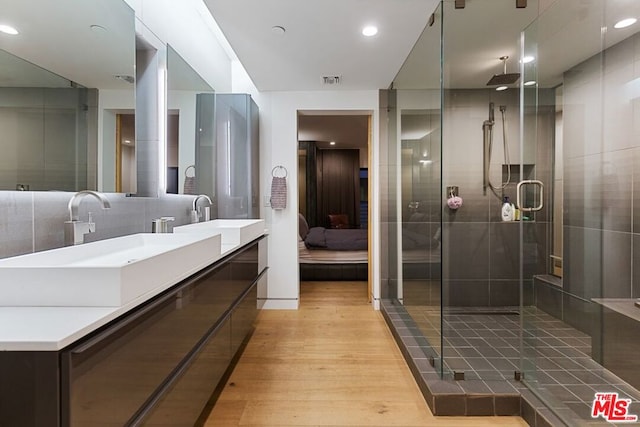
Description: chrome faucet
xmin=152 ymin=216 xmax=175 ymax=233
xmin=64 ymin=190 xmax=111 ymax=246
xmin=191 ymin=194 xmax=213 ymax=223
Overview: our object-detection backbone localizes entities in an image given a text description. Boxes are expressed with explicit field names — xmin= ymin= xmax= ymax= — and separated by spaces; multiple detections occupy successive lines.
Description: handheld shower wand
xmin=483 ymin=102 xmax=512 ymax=196
xmin=482 ymin=103 xmax=495 ymax=193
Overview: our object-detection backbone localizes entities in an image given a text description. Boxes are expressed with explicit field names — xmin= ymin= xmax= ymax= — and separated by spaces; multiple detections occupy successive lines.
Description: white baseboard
xmin=258 ymin=298 xmax=299 ymax=310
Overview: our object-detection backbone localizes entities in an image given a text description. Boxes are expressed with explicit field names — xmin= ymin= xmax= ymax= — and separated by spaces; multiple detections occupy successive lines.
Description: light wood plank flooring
xmin=205 ymin=281 xmax=528 ymax=426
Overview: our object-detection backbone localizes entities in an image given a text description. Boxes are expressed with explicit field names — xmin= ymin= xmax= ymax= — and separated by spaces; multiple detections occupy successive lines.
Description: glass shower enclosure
xmin=381 ymin=0 xmax=640 ymax=424
xmin=381 ymin=0 xmax=444 ymax=377
xmin=521 ymin=0 xmax=640 ymax=423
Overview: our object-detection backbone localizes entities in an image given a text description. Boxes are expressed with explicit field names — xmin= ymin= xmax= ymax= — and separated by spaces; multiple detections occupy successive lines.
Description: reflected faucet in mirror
xmin=64 ymin=191 xmax=112 ymax=246
xmin=151 ymin=216 xmax=175 ymax=233
xmin=191 ymin=194 xmax=213 ymax=223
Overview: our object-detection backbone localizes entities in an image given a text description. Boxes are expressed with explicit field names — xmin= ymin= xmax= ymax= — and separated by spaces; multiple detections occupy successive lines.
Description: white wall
xmin=119 ymin=3 xmax=383 ymax=310
xmin=124 ymin=0 xmax=233 ymax=92
xmin=232 ymin=60 xmax=259 ymax=99
xmin=256 ymin=90 xmax=381 ymax=309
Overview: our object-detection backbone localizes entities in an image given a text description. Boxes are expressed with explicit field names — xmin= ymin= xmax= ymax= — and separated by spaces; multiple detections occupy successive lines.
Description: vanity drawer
xmin=60 ymin=241 xmax=260 ymax=426
xmin=60 ymin=263 xmax=227 ymax=426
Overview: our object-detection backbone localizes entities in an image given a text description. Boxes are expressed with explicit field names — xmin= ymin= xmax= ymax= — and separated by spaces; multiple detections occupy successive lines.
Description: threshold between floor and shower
xmin=381 ymin=301 xmax=640 ymax=426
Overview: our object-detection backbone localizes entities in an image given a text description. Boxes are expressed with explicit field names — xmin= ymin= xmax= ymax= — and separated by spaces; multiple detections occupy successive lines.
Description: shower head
xmin=486 ymin=73 xmax=521 ymax=86
xmin=486 ymin=56 xmax=520 ymax=86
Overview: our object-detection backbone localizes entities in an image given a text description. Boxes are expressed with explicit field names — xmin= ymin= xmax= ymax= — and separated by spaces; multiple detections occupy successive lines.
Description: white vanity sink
xmin=174 ymin=219 xmax=265 ymax=250
xmin=0 ymin=233 xmax=221 ymax=307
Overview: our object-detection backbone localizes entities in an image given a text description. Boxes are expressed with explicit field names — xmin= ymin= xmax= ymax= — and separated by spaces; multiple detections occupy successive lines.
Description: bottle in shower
xmin=501 ymin=196 xmax=514 ymax=221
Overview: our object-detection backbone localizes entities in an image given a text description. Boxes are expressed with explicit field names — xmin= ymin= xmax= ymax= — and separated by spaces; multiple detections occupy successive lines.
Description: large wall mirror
xmin=166 ymin=45 xmax=215 ymax=196
xmin=0 ymin=0 xmax=135 ymax=192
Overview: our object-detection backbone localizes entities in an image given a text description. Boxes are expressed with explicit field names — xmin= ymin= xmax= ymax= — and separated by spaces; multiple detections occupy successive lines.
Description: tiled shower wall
xmin=441 ymin=89 xmax=554 ymax=307
xmin=0 ymin=191 xmax=197 ymax=259
xmin=563 ymin=31 xmax=640 ymax=302
xmin=0 ymin=87 xmax=92 ymax=192
xmin=558 ymin=31 xmax=640 ymax=343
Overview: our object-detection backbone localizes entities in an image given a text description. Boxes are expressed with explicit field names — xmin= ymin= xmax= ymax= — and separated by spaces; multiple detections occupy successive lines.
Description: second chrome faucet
xmin=191 ymin=194 xmax=213 ymax=223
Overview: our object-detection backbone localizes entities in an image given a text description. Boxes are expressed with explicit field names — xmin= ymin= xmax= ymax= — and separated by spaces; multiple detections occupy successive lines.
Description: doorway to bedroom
xmin=297 ymin=111 xmax=372 ymax=302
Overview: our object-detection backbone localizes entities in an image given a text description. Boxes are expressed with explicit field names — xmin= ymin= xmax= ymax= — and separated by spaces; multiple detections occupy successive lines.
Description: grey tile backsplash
xmin=0 ymin=191 xmax=197 ymax=259
xmin=0 ymin=191 xmax=34 ymax=258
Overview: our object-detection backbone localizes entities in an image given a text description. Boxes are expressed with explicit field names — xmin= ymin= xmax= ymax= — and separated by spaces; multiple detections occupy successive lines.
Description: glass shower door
xmin=518 ymin=13 xmax=545 ymax=409
xmin=519 ymin=1 xmax=640 ymax=424
xmin=382 ymin=0 xmax=444 ymax=378
xmin=519 ymin=7 xmax=578 ymax=422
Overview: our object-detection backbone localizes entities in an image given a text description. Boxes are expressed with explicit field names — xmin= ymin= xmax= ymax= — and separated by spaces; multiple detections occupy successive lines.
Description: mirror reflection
xmin=0 ymin=0 xmax=135 ymax=192
xmin=166 ymin=45 xmax=215 ymax=196
xmin=0 ymin=50 xmax=93 ymax=191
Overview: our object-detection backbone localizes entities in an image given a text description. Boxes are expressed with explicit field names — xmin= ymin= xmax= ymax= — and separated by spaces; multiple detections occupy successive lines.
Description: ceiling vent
xmin=322 ymin=75 xmax=341 ymax=85
xmin=115 ymin=74 xmax=135 ymax=84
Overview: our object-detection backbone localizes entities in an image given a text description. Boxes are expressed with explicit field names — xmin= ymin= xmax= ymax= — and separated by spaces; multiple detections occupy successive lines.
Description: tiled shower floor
xmin=405 ymin=305 xmax=640 ymax=425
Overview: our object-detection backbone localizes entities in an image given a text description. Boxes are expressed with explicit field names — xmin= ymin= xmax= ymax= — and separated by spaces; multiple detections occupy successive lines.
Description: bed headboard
xmin=328 ymin=214 xmax=349 ymax=229
xmin=299 ymin=213 xmax=310 ymax=239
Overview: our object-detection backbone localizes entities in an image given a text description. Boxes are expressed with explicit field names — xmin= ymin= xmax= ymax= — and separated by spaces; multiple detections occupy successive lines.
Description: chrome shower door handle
xmin=516 ymin=180 xmax=544 ymax=212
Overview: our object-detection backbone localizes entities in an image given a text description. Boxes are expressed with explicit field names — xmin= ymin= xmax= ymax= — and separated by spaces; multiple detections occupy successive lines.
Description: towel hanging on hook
xmin=183 ymin=165 xmax=196 ymax=194
xmin=270 ymin=166 xmax=287 ymax=209
xmin=271 ymin=166 xmax=288 ymax=178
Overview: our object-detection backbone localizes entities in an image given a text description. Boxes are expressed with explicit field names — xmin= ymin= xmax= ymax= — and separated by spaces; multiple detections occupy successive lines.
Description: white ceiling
xmin=298 ymin=114 xmax=370 ymax=149
xmin=207 ymin=0 xmax=640 ymax=92
xmin=205 ymin=0 xmax=640 ymax=144
xmin=0 ymin=50 xmax=71 ymax=88
xmin=203 ymin=0 xmax=440 ymax=91
xmin=0 ymin=0 xmax=135 ymax=90
xmin=3 ymin=0 xmax=640 ymax=93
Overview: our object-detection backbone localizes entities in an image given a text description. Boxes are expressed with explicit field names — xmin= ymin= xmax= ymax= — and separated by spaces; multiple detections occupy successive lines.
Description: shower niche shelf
xmin=500 ymin=163 xmax=535 ymax=184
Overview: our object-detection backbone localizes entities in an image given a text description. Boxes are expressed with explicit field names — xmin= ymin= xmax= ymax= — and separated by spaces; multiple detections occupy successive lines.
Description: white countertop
xmin=0 ymin=225 xmax=266 ymax=352
xmin=0 ymin=306 xmax=125 ymax=351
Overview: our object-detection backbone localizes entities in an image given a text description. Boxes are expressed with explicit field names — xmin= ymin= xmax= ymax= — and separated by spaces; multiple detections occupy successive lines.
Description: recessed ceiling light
xmin=496 ymin=86 xmax=508 ymax=91
xmin=330 ymin=141 xmax=336 ymax=146
xmin=521 ymin=55 xmax=535 ymax=64
xmin=614 ymin=18 xmax=637 ymax=29
xmin=124 ymin=140 xmax=131 ymax=144
xmin=362 ymin=25 xmax=378 ymax=37
xmin=0 ymin=24 xmax=19 ymax=35
xmin=271 ymin=25 xmax=286 ymax=35
xmin=524 ymin=80 xmax=537 ymax=86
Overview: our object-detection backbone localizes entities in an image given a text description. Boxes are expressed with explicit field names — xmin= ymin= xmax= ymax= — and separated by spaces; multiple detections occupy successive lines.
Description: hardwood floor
xmin=204 ymin=281 xmax=528 ymax=426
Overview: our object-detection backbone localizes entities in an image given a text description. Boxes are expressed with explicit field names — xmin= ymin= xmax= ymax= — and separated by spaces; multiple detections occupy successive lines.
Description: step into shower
xmin=382 ymin=301 xmax=640 ymax=425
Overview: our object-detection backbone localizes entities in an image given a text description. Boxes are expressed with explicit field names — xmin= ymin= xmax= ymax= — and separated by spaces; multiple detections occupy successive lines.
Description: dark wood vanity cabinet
xmin=0 ymin=239 xmax=264 ymax=427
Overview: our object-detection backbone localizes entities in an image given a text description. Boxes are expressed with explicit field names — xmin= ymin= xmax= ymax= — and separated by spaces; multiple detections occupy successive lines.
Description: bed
xmin=297 ymin=213 xmax=441 ymax=281
xmin=400 ymin=212 xmax=442 ymax=280
xmin=298 ymin=214 xmax=368 ymax=281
